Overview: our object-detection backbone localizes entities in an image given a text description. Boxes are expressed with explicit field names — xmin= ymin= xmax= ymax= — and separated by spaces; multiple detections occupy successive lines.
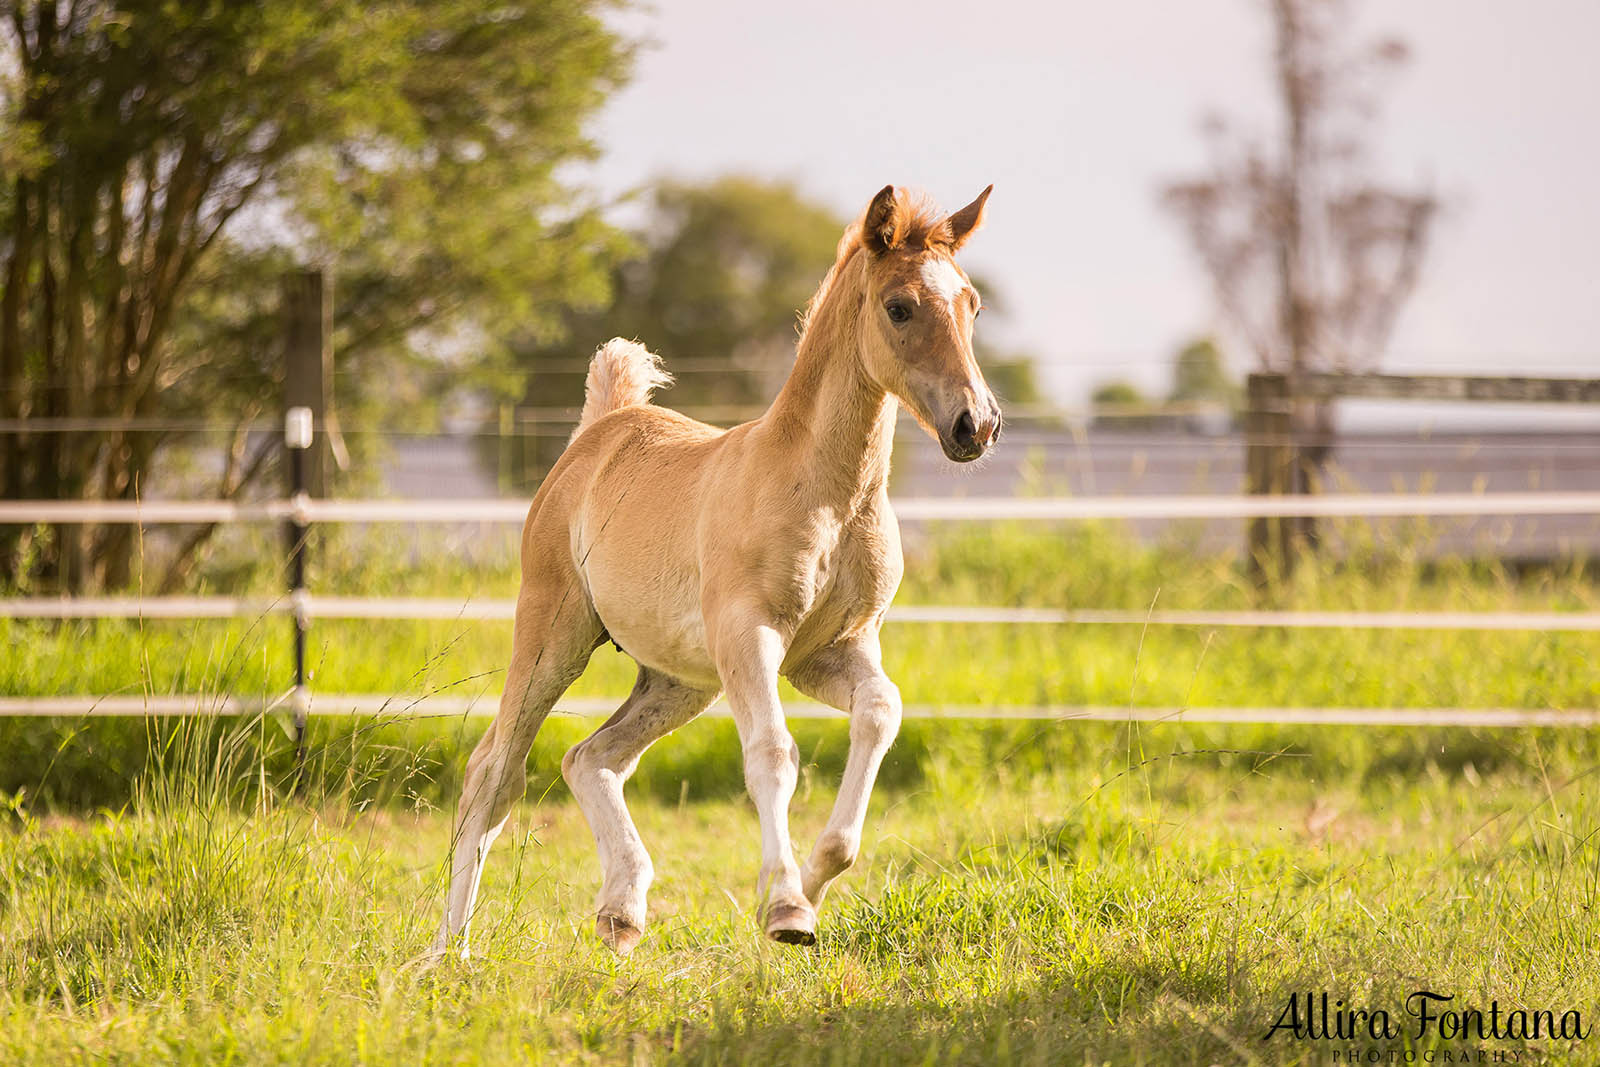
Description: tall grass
xmin=6 ymin=711 xmax=1600 ymax=1062
xmin=4 ymin=521 xmax=1598 ymax=812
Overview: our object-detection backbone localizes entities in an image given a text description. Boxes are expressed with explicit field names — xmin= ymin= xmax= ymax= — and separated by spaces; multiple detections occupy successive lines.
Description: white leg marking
xmin=562 ymin=670 xmax=715 ymax=940
xmin=802 ymin=673 xmax=901 ymax=907
xmin=720 ymin=625 xmax=811 ymax=928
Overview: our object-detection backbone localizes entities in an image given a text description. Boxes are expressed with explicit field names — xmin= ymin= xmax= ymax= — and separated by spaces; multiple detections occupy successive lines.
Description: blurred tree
xmin=1088 ymin=379 xmax=1160 ymax=431
xmin=512 ymin=178 xmax=845 ymax=427
xmin=499 ymin=177 xmax=1043 ymax=486
xmin=1161 ymin=0 xmax=1437 ymax=511
xmin=982 ymin=355 xmax=1043 ymax=413
xmin=1168 ymin=336 xmax=1239 ymax=410
xmin=0 ymin=0 xmax=629 ymax=591
xmin=1091 ymin=381 xmax=1147 ymax=408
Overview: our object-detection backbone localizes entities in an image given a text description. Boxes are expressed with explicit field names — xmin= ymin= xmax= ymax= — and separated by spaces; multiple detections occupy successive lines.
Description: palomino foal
xmin=434 ymin=184 xmax=1001 ymax=957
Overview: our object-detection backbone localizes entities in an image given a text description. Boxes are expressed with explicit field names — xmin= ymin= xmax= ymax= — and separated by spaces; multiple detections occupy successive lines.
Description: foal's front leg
xmin=786 ymin=633 xmax=902 ymax=909
xmin=712 ymin=619 xmax=815 ymax=943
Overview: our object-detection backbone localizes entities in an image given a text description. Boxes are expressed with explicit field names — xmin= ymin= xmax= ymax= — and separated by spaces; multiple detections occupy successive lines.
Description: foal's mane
xmin=796 ymin=191 xmax=951 ymax=346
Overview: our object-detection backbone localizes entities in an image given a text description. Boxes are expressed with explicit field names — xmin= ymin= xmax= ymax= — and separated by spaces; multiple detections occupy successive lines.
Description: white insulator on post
xmin=285 ymin=406 xmax=314 ymax=450
xmin=289 ymin=491 xmax=313 ymax=526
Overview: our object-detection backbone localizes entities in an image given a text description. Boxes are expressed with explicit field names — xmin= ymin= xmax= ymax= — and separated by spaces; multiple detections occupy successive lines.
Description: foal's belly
xmin=585 ymin=560 xmax=722 ymax=689
xmin=583 ymin=562 xmax=877 ymax=694
xmin=577 ymin=513 xmax=892 ymax=693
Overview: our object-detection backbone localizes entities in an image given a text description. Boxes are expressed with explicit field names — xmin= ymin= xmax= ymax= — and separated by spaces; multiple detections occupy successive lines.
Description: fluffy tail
xmin=574 ymin=338 xmax=673 ymax=437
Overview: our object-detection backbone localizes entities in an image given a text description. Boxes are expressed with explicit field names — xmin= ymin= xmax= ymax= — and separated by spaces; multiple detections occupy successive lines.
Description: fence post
xmin=282 ymin=269 xmax=327 ymax=788
xmin=1246 ymin=372 xmax=1295 ymax=583
xmin=282 ymin=271 xmax=331 ymax=494
xmin=285 ymin=407 xmax=313 ymax=785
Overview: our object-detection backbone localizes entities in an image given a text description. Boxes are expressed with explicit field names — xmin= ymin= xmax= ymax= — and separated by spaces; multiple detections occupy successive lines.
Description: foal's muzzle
xmin=942 ymin=399 xmax=1003 ymax=462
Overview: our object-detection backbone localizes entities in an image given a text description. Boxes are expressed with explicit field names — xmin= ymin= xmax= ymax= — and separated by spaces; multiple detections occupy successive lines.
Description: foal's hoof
xmin=595 ymin=913 xmax=645 ymax=957
xmin=764 ymin=901 xmax=818 ymax=946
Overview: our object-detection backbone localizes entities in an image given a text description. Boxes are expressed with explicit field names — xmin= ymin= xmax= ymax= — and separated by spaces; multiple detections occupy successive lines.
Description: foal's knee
xmin=851 ymin=677 xmax=902 ymax=747
xmin=741 ymin=729 xmax=799 ymax=790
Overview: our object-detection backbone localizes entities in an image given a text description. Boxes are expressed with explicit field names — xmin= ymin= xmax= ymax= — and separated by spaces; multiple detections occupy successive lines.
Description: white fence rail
xmin=7 ymin=490 xmax=1600 ymax=525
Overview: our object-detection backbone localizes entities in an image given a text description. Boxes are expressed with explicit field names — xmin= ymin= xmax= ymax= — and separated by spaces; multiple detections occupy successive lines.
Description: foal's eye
xmin=885 ymin=301 xmax=912 ymax=324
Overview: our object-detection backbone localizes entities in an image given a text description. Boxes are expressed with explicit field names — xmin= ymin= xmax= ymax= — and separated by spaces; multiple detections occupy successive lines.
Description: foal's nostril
xmin=953 ymin=409 xmax=978 ymax=448
xmin=992 ymin=408 xmax=1003 ymax=443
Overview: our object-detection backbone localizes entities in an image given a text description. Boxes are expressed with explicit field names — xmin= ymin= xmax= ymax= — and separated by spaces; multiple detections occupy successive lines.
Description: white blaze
xmin=919 ymin=257 xmax=968 ymax=310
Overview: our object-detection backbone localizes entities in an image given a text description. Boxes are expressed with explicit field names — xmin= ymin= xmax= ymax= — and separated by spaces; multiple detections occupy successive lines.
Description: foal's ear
xmin=862 ymin=185 xmax=906 ymax=255
xmin=940 ymin=184 xmax=993 ymax=251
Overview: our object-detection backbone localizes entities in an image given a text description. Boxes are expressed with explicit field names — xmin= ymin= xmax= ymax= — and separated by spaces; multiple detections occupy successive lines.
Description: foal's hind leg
xmin=785 ymin=632 xmax=902 ymax=910
xmin=561 ymin=667 xmax=718 ymax=955
xmin=433 ymin=571 xmax=601 ymax=961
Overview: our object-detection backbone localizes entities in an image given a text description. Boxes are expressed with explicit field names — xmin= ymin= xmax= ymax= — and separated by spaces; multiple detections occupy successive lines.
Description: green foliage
xmin=0 ymin=0 xmax=631 ymax=589
xmin=980 ymin=354 xmax=1044 ymax=410
xmin=1088 ymin=379 xmax=1161 ymax=429
xmin=1168 ymin=336 xmax=1239 ymax=409
xmin=1090 ymin=381 xmax=1148 ymax=407
xmin=282 ymin=0 xmax=635 ymax=414
xmin=520 ymin=176 xmax=846 ymax=405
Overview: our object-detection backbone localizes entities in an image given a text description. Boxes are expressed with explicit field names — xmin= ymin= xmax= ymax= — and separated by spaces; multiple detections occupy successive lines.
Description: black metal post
xmin=285 ymin=406 xmax=313 ymax=787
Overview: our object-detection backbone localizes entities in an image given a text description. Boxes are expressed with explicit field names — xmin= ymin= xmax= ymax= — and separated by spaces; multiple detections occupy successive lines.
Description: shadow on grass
xmin=661 ymin=925 xmax=1564 ymax=1067
xmin=658 ymin=951 xmax=1289 ymax=1066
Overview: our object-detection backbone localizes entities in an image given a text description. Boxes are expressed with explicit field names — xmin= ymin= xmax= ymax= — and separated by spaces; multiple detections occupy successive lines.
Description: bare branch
xmin=1159 ymin=0 xmax=1437 ymax=377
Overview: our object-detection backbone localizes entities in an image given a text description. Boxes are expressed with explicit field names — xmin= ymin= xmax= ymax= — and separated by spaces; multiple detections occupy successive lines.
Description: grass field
xmin=4 ymin=524 xmax=1600 ymax=1062
xmin=6 ymin=721 xmax=1600 ymax=1064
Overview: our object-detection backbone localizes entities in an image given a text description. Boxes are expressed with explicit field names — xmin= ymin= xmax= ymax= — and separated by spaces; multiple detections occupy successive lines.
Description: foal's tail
xmin=574 ymin=338 xmax=673 ymax=438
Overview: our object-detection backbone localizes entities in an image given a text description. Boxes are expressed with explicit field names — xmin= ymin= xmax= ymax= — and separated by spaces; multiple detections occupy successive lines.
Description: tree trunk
xmin=1273 ymin=0 xmax=1322 ymax=562
xmin=0 ymin=176 xmax=34 ymax=581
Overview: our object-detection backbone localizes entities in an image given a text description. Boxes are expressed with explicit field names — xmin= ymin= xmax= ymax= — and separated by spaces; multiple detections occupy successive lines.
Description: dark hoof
xmin=764 ymin=901 xmax=818 ymax=945
xmin=596 ymin=913 xmax=644 ymax=956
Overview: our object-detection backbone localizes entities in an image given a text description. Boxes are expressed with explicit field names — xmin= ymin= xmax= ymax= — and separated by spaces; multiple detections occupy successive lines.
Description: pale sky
xmin=583 ymin=0 xmax=1600 ymax=407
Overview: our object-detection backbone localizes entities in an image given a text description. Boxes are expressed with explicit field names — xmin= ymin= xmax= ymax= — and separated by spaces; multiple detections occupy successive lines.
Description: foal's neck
xmin=763 ymin=251 xmax=896 ymax=509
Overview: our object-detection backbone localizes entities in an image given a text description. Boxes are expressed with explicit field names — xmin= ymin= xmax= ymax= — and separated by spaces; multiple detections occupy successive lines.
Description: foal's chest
xmin=785 ymin=516 xmax=902 ymax=659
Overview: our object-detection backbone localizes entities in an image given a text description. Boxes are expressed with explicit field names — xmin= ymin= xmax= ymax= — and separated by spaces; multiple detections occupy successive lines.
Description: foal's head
xmin=854 ymin=184 xmax=1001 ymax=462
